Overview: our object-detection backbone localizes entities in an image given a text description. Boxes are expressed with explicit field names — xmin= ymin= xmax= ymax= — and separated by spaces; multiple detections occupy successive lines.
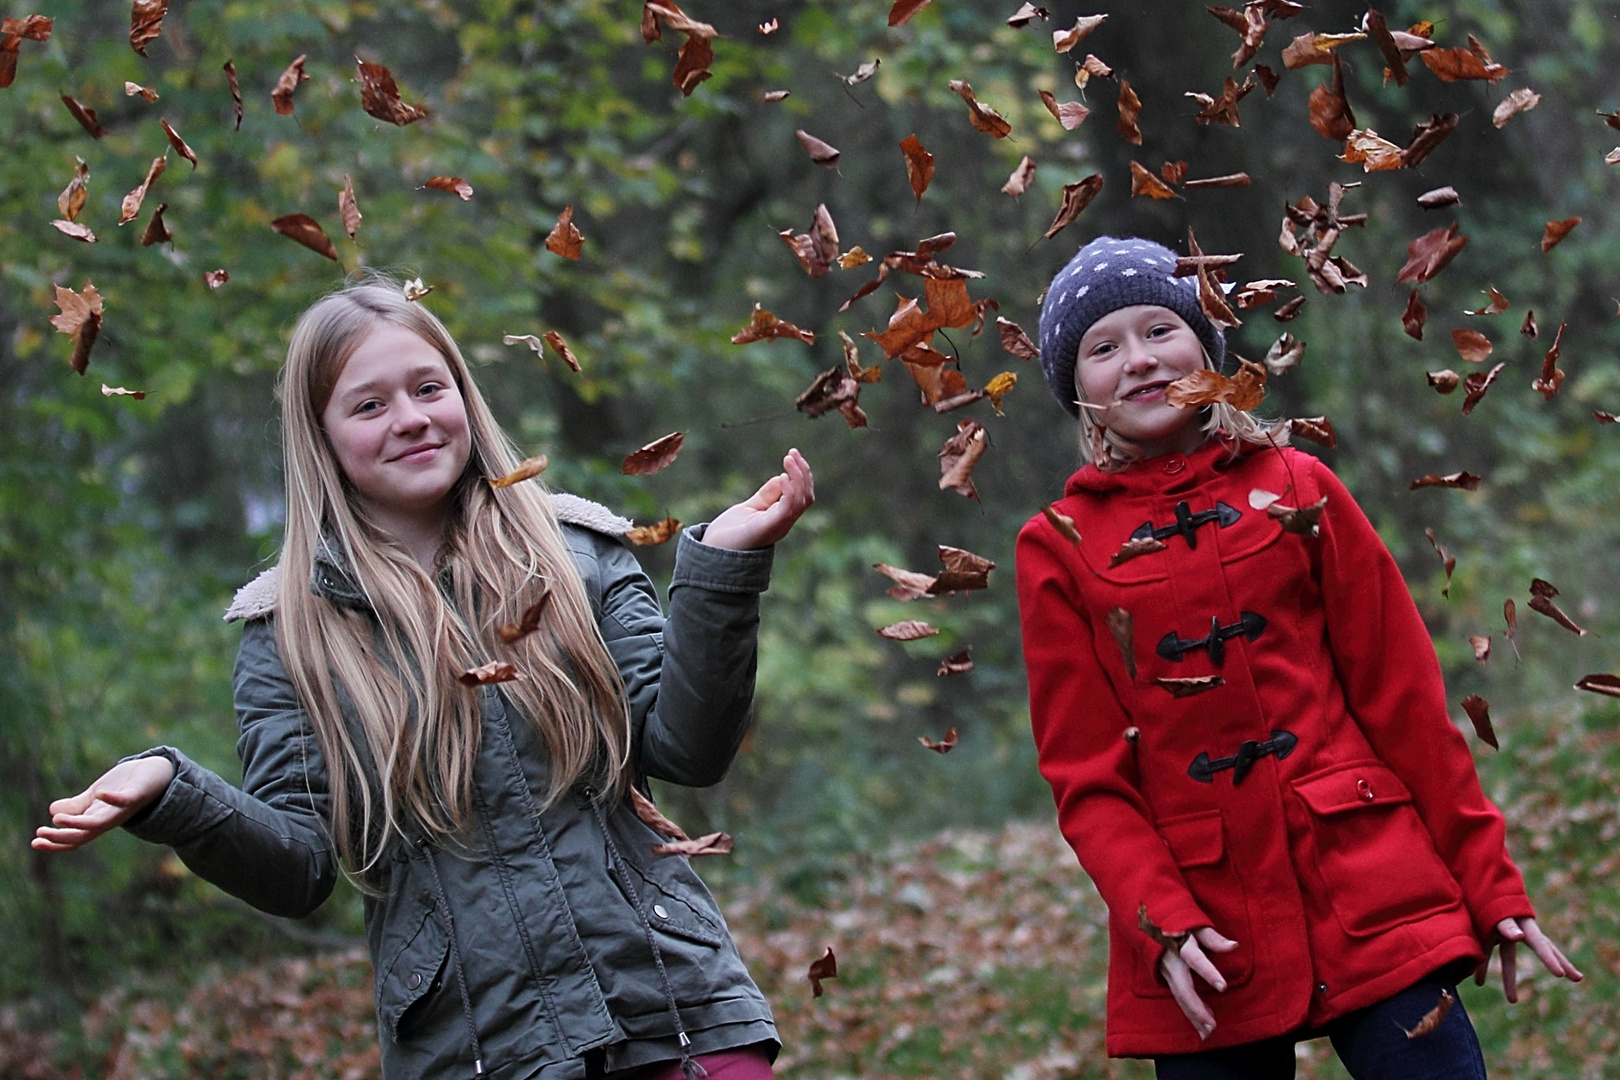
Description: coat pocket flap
xmin=1157 ymin=810 xmax=1225 ymax=869
xmin=1293 ymin=762 xmax=1413 ymax=816
xmin=376 ymin=897 xmax=451 ymax=1041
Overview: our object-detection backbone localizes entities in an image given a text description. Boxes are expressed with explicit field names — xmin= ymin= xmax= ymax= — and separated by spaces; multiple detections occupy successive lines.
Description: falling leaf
xmin=794 ymin=129 xmax=841 ymax=167
xmin=1541 ymin=217 xmax=1579 ymax=252
xmin=100 ymin=384 xmax=147 ymax=400
xmin=1402 ymin=989 xmax=1457 ymax=1039
xmin=1417 ymin=186 xmax=1460 ymax=210
xmin=129 ymin=0 xmax=167 ymax=57
xmin=939 ymin=419 xmax=987 ymax=499
xmin=1426 ymin=370 xmax=1460 ymax=394
xmin=632 ymin=786 xmax=690 ymax=841
xmin=1464 ymin=287 xmax=1509 ymax=317
xmin=1575 ymin=674 xmax=1620 ymax=699
xmin=1396 ymin=223 xmax=1468 ymax=284
xmin=1137 ymin=903 xmax=1189 ymax=952
xmin=1339 ymin=130 xmax=1403 ymax=171
xmin=545 ymin=205 xmax=584 ymax=259
xmin=1274 ymin=295 xmax=1306 ymax=321
xmin=497 ymin=594 xmax=551 ymax=644
xmin=1182 ymin=172 xmax=1251 ymax=190
xmin=1288 ymin=416 xmax=1336 ymax=448
xmin=947 ymin=79 xmax=1011 ymax=138
xmin=458 ymin=661 xmax=524 ymax=687
xmin=50 ymin=282 xmax=103 ymax=375
xmin=889 ymin=0 xmax=932 ymax=25
xmin=1052 ymin=14 xmax=1106 ymax=53
xmin=873 ymin=563 xmax=937 ymax=602
xmin=1076 ymin=53 xmax=1114 ymax=86
xmin=1607 ymin=147 xmax=1620 ymax=166
xmin=1189 ymin=73 xmax=1255 ymax=127
xmin=984 ymin=371 xmax=1018 ymax=413
xmin=626 ymin=518 xmax=681 ymax=546
xmin=1115 ymin=77 xmax=1143 ymax=144
xmin=937 ymin=651 xmax=974 ymax=676
xmin=1459 ymin=697 xmax=1496 ymax=750
xmin=223 ymin=59 xmax=242 ymax=130
xmin=139 ymin=202 xmax=171 ymax=246
xmin=1420 ymin=36 xmax=1508 ymax=82
xmin=52 ymin=220 xmax=97 ymax=243
xmin=1365 ymin=7 xmax=1408 ymax=85
xmin=335 ymin=175 xmax=362 ymax=239
xmin=1129 ymin=161 xmax=1178 ymax=200
xmin=877 ymin=620 xmax=941 ymax=641
xmin=1469 ymin=635 xmax=1491 ymax=662
xmin=1451 ymin=329 xmax=1493 ymax=364
xmin=1042 ymin=174 xmax=1104 ymax=240
xmin=0 ymin=14 xmax=51 ymax=89
xmin=1409 ymin=472 xmax=1482 ymax=491
xmin=1166 ymin=360 xmax=1265 ymax=411
xmin=622 ymin=432 xmax=684 ymax=476
xmin=118 ymin=154 xmax=167 ymax=225
xmin=489 ymin=455 xmax=549 ymax=489
xmin=1401 ymin=112 xmax=1458 ymax=167
xmin=796 ymin=367 xmax=867 ymax=429
xmin=1520 ymin=310 xmax=1538 ymax=338
xmin=1001 ymin=155 xmax=1036 ymax=197
xmin=57 ymin=157 xmax=88 ymax=221
xmin=898 ymin=135 xmax=934 ymax=203
xmin=423 ymin=176 xmax=473 ymax=201
xmin=1281 ymin=30 xmax=1365 ymax=68
xmin=933 ymin=546 xmax=995 ymax=594
xmin=1153 ymin=675 xmax=1227 ymax=698
xmin=1531 ymin=322 xmax=1566 ymax=400
xmin=1106 ymin=607 xmax=1136 ymax=679
xmin=731 ymin=304 xmax=815 ymax=345
xmin=205 ymin=269 xmax=229 ymax=290
xmin=357 ymin=58 xmax=430 ymax=123
xmin=1491 ymin=87 xmax=1540 ymax=127
xmin=1528 ymin=578 xmax=1586 ymax=636
xmin=918 ymin=728 xmax=958 ymax=754
xmin=838 ymin=247 xmax=872 ymax=270
xmin=1249 ymin=487 xmax=1284 ymax=511
xmin=1208 ymin=3 xmax=1270 ymax=68
xmin=1252 ymin=63 xmax=1280 ymax=93
xmin=1041 ymin=504 xmax=1080 ymax=547
xmin=651 ymin=831 xmax=733 ymax=857
xmin=125 ymin=81 xmax=159 ymax=102
xmin=60 ymin=94 xmax=106 ymax=138
xmin=1185 ymin=228 xmax=1241 ymax=329
xmin=1425 ymin=527 xmax=1457 ymax=597
xmin=1038 ymin=89 xmax=1090 ymax=130
xmin=996 ymin=317 xmax=1038 ymax=361
xmin=1159 ymin=161 xmax=1188 ymax=186
xmin=1110 ymin=536 xmax=1167 ymax=568
xmin=807 ymin=947 xmax=837 ymax=997
xmin=839 ymin=331 xmax=881 ymax=383
xmin=270 ymin=214 xmax=338 ymax=260
xmin=153 ymin=121 xmax=198 ymax=174
xmin=541 ymin=331 xmax=582 ymax=373
xmin=1264 ymin=333 xmax=1305 ymax=374
xmin=844 ymin=59 xmax=880 ymax=86
xmin=760 ymin=89 xmax=790 ymax=103
xmin=1596 ymin=410 xmax=1619 ymax=423
xmin=1402 ymin=290 xmax=1427 ymax=340
xmin=1269 ymin=495 xmax=1327 ymax=536
xmin=1504 ymin=598 xmax=1519 ymax=658
xmin=1007 ymin=4 xmax=1050 ymax=28
xmin=758 ymin=18 xmax=778 ymax=33
xmin=271 ymin=54 xmax=308 ymax=116
xmin=780 ymin=204 xmax=840 ymax=278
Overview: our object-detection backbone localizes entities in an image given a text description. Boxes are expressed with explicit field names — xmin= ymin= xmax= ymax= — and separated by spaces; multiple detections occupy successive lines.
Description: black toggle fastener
xmin=1188 ymin=729 xmax=1298 ymax=785
xmin=1157 ymin=611 xmax=1267 ymax=665
xmin=1131 ymin=500 xmax=1242 ymax=550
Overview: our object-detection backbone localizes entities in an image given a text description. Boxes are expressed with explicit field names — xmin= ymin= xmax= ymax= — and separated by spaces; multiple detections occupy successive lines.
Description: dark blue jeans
xmin=1154 ymin=979 xmax=1487 ymax=1080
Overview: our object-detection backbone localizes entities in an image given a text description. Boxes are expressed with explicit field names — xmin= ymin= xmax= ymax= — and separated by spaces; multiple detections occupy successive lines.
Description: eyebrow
xmin=337 ymin=363 xmax=449 ymax=402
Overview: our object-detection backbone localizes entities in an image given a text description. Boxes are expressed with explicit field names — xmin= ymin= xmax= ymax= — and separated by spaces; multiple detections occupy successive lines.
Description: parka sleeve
xmin=122 ymin=616 xmax=338 ymax=919
xmin=1017 ymin=514 xmax=1213 ymax=963
xmin=590 ymin=524 xmax=773 ymax=788
xmin=1308 ymin=458 xmax=1532 ymax=940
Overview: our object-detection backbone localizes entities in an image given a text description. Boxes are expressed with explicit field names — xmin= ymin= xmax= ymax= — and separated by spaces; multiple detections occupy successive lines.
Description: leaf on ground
xmin=1043 ymin=174 xmax=1104 ymax=240
xmin=271 ymin=54 xmax=308 ymax=115
xmin=939 ymin=420 xmax=987 ymax=499
xmin=1115 ymin=77 xmax=1142 ymax=144
xmin=947 ymin=79 xmax=1011 ymax=138
xmin=118 ymin=154 xmax=167 ymax=225
xmin=50 ymin=282 xmax=103 ymax=374
xmin=795 ymin=129 xmax=841 ymax=167
xmin=918 ymin=728 xmax=958 ymax=754
xmin=877 ymin=620 xmax=940 ymax=641
xmin=732 ymin=304 xmax=814 ymax=345
xmin=271 ymin=213 xmax=337 ymax=260
xmin=1529 ymin=578 xmax=1586 ymax=636
xmin=357 ymin=58 xmax=430 ymax=123
xmin=497 ymin=594 xmax=551 ymax=644
xmin=458 ymin=661 xmax=524 ymax=687
xmin=807 ymin=947 xmax=837 ymax=997
xmin=626 ymin=518 xmax=680 ymax=546
xmin=899 ymin=136 xmax=934 ymax=202
xmin=1110 ymin=536 xmax=1167 ymax=568
xmin=1106 ymin=607 xmax=1136 ymax=679
xmin=1541 ymin=217 xmax=1580 ymax=252
xmin=621 ymin=432 xmax=684 ymax=476
xmin=488 ymin=455 xmax=549 ymax=489
xmin=1408 ymin=471 xmax=1482 ymax=491
xmin=1460 ymin=697 xmax=1496 ymax=750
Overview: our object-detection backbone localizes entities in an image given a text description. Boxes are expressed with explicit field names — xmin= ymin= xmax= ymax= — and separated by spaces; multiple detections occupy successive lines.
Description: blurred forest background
xmin=3 ymin=0 xmax=1620 ymax=1076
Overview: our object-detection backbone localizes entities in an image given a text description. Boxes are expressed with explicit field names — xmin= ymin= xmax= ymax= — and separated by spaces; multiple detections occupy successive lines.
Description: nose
xmin=1119 ymin=334 xmax=1157 ymax=374
xmin=391 ymin=394 xmax=431 ymax=434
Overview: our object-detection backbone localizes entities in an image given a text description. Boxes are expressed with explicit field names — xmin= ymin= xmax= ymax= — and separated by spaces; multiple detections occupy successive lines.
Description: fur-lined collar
xmin=224 ymin=492 xmax=633 ymax=622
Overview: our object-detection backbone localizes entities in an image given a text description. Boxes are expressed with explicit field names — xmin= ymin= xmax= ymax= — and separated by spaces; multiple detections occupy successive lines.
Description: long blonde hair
xmin=275 ymin=278 xmax=630 ymax=875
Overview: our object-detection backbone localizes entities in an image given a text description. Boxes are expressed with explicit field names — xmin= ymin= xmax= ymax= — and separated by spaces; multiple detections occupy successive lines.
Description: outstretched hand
xmin=31 ymin=755 xmax=176 ymax=853
xmin=1474 ymin=916 xmax=1583 ymax=1002
xmin=1158 ymin=926 xmax=1239 ymax=1041
xmin=700 ymin=449 xmax=815 ymax=551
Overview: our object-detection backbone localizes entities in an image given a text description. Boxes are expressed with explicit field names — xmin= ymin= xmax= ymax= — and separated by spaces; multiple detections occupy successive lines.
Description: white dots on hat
xmin=1122 ymin=268 xmax=1138 ymax=276
xmin=1075 ymin=285 xmax=1089 ymax=298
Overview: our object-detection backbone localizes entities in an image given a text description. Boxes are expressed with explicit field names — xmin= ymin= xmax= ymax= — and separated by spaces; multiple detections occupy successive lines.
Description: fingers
xmin=1161 ymin=951 xmax=1218 ymax=1040
xmin=1191 ymin=926 xmax=1239 ymax=954
xmin=1522 ymin=918 xmax=1585 ymax=983
xmin=1179 ymin=935 xmax=1229 ymax=994
xmin=1501 ymin=937 xmax=1518 ymax=1003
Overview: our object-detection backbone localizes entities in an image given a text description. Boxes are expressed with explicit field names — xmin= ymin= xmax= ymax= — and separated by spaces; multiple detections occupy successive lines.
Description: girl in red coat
xmin=1016 ymin=236 xmax=1581 ymax=1079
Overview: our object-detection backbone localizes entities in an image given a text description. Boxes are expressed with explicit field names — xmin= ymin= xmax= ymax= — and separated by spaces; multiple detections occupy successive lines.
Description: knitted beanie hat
xmin=1037 ymin=235 xmax=1226 ymax=417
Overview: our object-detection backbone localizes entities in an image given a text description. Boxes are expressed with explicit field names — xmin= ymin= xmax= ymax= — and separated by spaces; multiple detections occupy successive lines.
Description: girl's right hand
xmin=31 ymin=756 xmax=175 ymax=853
xmin=1158 ymin=925 xmax=1239 ymax=1040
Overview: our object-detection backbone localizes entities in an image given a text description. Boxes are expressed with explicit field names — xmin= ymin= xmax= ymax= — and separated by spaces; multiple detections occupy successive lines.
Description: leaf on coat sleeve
xmin=1528 ymin=578 xmax=1586 ymax=636
xmin=651 ymin=832 xmax=733 ymax=857
xmin=1106 ymin=607 xmax=1136 ymax=679
xmin=357 ymin=58 xmax=430 ymax=123
xmin=937 ymin=650 xmax=974 ymax=676
xmin=1401 ymin=988 xmax=1456 ymax=1038
xmin=488 ymin=455 xmax=549 ymax=489
xmin=1152 ymin=675 xmax=1227 ymax=698
xmin=807 ymin=947 xmax=837 ymax=997
xmin=1109 ymin=536 xmax=1167 ymax=568
xmin=918 ymin=727 xmax=958 ymax=754
xmin=49 ymin=282 xmax=103 ymax=374
xmin=1459 ymin=697 xmax=1496 ymax=750
xmin=458 ymin=661 xmax=524 ymax=686
xmin=898 ymin=135 xmax=934 ymax=202
xmin=877 ymin=620 xmax=940 ymax=641
xmin=1041 ymin=504 xmax=1080 ymax=547
xmin=1137 ymin=903 xmax=1189 ymax=952
xmin=271 ymin=54 xmax=308 ymax=115
xmin=1575 ymin=674 xmax=1620 ymax=699
xmin=497 ymin=594 xmax=551 ymax=644
xmin=626 ymin=518 xmax=680 ymax=546
xmin=621 ymin=432 xmax=684 ymax=476
xmin=545 ymin=205 xmax=584 ymax=259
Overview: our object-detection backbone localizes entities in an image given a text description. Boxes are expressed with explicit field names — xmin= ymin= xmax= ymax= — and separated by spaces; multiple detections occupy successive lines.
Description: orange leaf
xmin=626 ymin=518 xmax=681 ymax=546
xmin=488 ymin=455 xmax=549 ymax=489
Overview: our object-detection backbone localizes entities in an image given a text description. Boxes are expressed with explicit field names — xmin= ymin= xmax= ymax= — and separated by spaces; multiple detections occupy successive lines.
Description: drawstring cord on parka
xmin=419 ymin=838 xmax=486 ymax=1077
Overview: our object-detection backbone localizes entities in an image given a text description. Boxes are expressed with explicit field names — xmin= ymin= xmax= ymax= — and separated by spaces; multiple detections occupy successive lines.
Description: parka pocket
xmin=1131 ymin=810 xmax=1254 ymax=997
xmin=1293 ymin=761 xmax=1463 ymax=938
xmin=607 ymin=841 xmax=728 ymax=949
xmin=375 ymin=893 xmax=453 ymax=1042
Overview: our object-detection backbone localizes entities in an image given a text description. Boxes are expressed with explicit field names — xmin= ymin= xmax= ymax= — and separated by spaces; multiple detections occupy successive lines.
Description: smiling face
xmin=1075 ymin=304 xmax=1210 ymax=459
xmin=320 ymin=322 xmax=472 ymax=540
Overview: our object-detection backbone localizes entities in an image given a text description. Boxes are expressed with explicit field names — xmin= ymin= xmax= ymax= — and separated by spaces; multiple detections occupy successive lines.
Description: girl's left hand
xmin=700 ymin=449 xmax=815 ymax=551
xmin=1474 ymin=916 xmax=1583 ymax=1002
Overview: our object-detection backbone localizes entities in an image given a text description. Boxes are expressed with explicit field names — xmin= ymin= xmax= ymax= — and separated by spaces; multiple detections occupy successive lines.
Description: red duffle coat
xmin=1016 ymin=438 xmax=1532 ymax=1058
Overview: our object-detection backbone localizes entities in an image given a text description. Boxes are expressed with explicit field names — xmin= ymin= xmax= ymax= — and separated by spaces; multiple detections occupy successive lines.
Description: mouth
xmin=390 ymin=442 xmax=444 ymax=463
xmin=1121 ymin=380 xmax=1171 ymax=402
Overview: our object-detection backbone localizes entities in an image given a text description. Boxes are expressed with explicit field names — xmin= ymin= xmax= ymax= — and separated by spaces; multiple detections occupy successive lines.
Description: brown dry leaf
xmin=458 ymin=661 xmax=524 ymax=687
xmin=937 ymin=650 xmax=974 ymax=676
xmin=1160 ymin=161 xmax=1188 ymax=186
xmin=939 ymin=419 xmax=987 ymax=499
xmin=1115 ymin=77 xmax=1143 ymax=144
xmin=1532 ymin=322 xmax=1566 ymax=400
xmin=1041 ymin=504 xmax=1080 ymax=547
xmin=1402 ymin=290 xmax=1427 ymax=340
xmin=357 ymin=58 xmax=430 ymax=123
xmin=795 ymin=367 xmax=867 ymax=429
xmin=1529 ymin=578 xmax=1586 ymax=636
xmin=538 ymin=330 xmax=581 ymax=373
xmin=1 ymin=10 xmax=51 ymax=86
xmin=223 ymin=59 xmax=242 ymax=131
xmin=669 ymin=31 xmax=715 ymax=96
xmin=918 ymin=728 xmax=959 ymax=754
xmin=139 ymin=202 xmax=172 ymax=247
xmin=118 ymin=154 xmax=166 ymax=225
xmin=1183 ymin=172 xmax=1251 ymax=190
xmin=844 ymin=59 xmax=881 ymax=86
xmin=156 ymin=118 xmax=198 ymax=170
xmin=1365 ymin=7 xmax=1407 ymax=85
xmin=877 ymin=620 xmax=940 ymax=641
xmin=1491 ymin=87 xmax=1540 ymax=128
xmin=934 ymin=545 xmax=995 ymax=594
xmin=1287 ymin=416 xmax=1336 ymax=448
xmin=1424 ymin=527 xmax=1457 ymax=597
xmin=1281 ymin=30 xmax=1364 ymax=68
xmin=1339 ymin=129 xmax=1405 ymax=172
xmin=1252 ymin=63 xmax=1280 ymax=93
xmin=424 ymin=176 xmax=474 ymax=201
xmin=651 ymin=831 xmax=733 ymax=857
xmin=1001 ymin=155 xmax=1036 ymax=197
xmin=1464 ymin=287 xmax=1509 ymax=317
xmin=780 ymin=203 xmax=840 ymax=278
xmin=1575 ymin=674 xmax=1620 ymax=699
xmin=996 ymin=318 xmax=1039 ymax=362
xmin=1129 ymin=161 xmax=1178 ymax=200
xmin=626 ymin=518 xmax=681 ymax=546
xmin=1038 ymin=89 xmax=1090 ymax=130
xmin=795 ymin=129 xmax=841 ymax=167
xmin=1409 ymin=471 xmax=1482 ymax=491
xmin=1401 ymin=112 xmax=1458 ymax=167
xmin=632 ymin=787 xmax=690 ymax=841
xmin=51 ymin=282 xmax=103 ymax=375
xmin=1153 ymin=675 xmax=1227 ymax=698
xmin=807 ymin=947 xmax=837 ymax=998
xmin=837 ymin=247 xmax=871 ymax=270
xmin=125 ymin=81 xmax=158 ymax=102
xmin=60 ymin=94 xmax=106 ymax=138
xmin=1007 ymin=4 xmax=1050 ymax=28
xmin=839 ymin=331 xmax=882 ymax=384
xmin=1521 ymin=310 xmax=1538 ymax=338
xmin=1504 ymin=598 xmax=1519 ymax=657
xmin=1137 ymin=903 xmax=1189 ymax=952
xmin=270 ymin=213 xmax=338 ymax=260
xmin=1402 ymin=989 xmax=1457 ymax=1040
xmin=1167 ymin=360 xmax=1266 ymax=411
xmin=1106 ymin=607 xmax=1136 ymax=679
xmin=1420 ymin=36 xmax=1508 ymax=82
xmin=1469 ymin=634 xmax=1491 ymax=662
xmin=731 ymin=304 xmax=814 ymax=345
xmin=1418 ymin=186 xmax=1460 ymax=210
xmin=1541 ymin=217 xmax=1580 ymax=252
xmin=1451 ymin=329 xmax=1493 ymax=364
xmin=1396 ymin=223 xmax=1468 ymax=284
xmin=1053 ymin=14 xmax=1106 ymax=53
xmin=52 ymin=220 xmax=97 ymax=243
xmin=1189 ymin=74 xmax=1254 ymax=127
xmin=873 ymin=563 xmax=937 ymax=602
xmin=489 ymin=455 xmax=549 ymax=489
xmin=1043 ymin=174 xmax=1104 ymax=240
xmin=271 ymin=54 xmax=308 ymax=116
xmin=205 ymin=268 xmax=229 ymax=290
xmin=1110 ymin=536 xmax=1167 ymax=568
xmin=1459 ymin=698 xmax=1496 ymax=750
xmin=543 ymin=205 xmax=584 ymax=260
xmin=1263 ymin=333 xmax=1305 ymax=374
xmin=1186 ymin=228 xmax=1241 ymax=330
xmin=898 ymin=135 xmax=934 ymax=203
xmin=129 ymin=0 xmax=167 ymax=57
xmin=947 ymin=79 xmax=1012 ymax=138
xmin=1077 ymin=53 xmax=1113 ymax=84
xmin=1269 ymin=495 xmax=1327 ymax=537
xmin=100 ymin=384 xmax=147 ymax=400
xmin=1596 ymin=410 xmax=1619 ymax=423
xmin=497 ymin=594 xmax=551 ymax=645
xmin=889 ymin=0 xmax=932 ymax=25
xmin=57 ymin=157 xmax=89 ymax=221
xmin=1274 ymin=295 xmax=1306 ymax=321
xmin=1427 ymin=370 xmax=1460 ymax=395
xmin=622 ymin=432 xmax=684 ymax=476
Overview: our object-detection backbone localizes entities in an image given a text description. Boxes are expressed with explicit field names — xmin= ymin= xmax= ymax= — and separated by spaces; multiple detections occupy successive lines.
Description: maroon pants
xmin=601 ymin=1045 xmax=774 ymax=1080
